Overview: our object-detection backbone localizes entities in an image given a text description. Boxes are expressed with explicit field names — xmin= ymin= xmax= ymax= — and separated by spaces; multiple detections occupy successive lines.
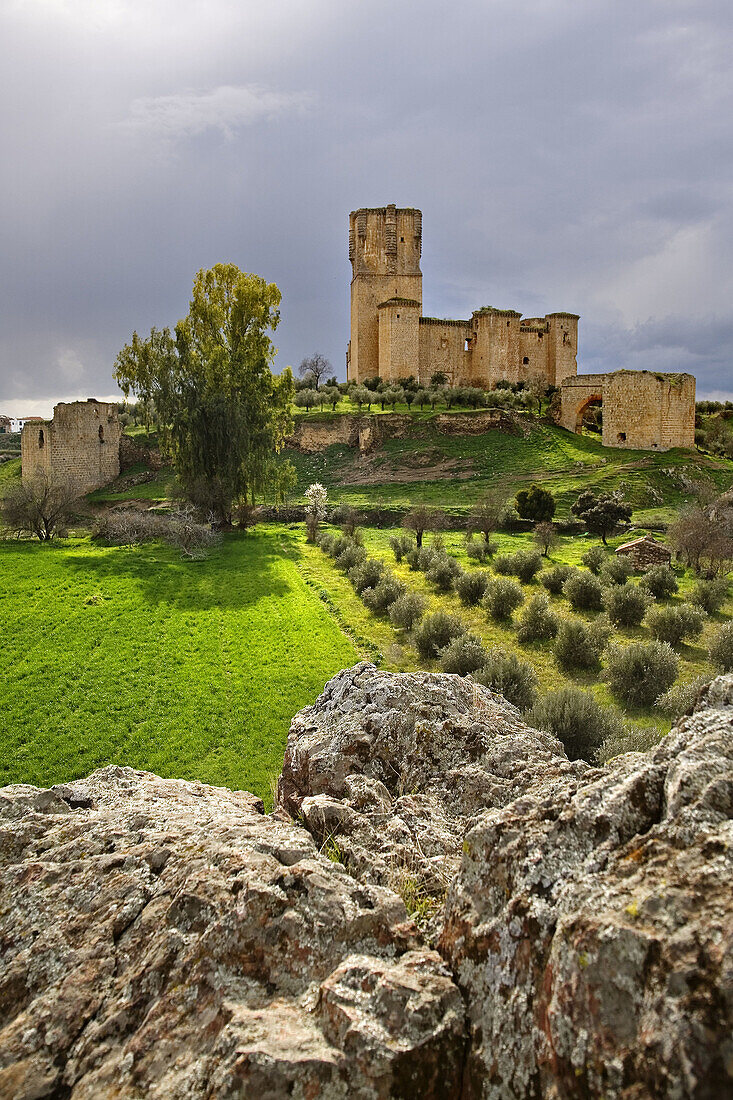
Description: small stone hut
xmin=21 ymin=399 xmax=121 ymax=495
xmin=615 ymin=535 xmax=672 ymax=570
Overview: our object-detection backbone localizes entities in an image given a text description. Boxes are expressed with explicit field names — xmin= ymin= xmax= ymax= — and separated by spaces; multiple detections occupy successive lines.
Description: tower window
xmin=522 ymin=356 xmax=530 ymax=365
xmin=99 ymin=425 xmax=105 ymax=443
xmin=38 ymin=429 xmax=44 ymax=448
xmin=464 ymin=339 xmax=469 ymax=351
xmin=617 ymin=432 xmax=627 ymax=443
xmin=400 ymin=236 xmax=404 ymax=242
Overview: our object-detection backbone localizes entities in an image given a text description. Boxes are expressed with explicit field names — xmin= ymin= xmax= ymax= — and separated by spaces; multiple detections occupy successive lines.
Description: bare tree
xmin=1 ymin=473 xmax=78 ymax=540
xmin=534 ymin=521 xmax=558 ymax=557
xmin=468 ymin=491 xmax=506 ymax=544
xmin=402 ymin=505 xmax=444 ymax=548
xmin=298 ymin=352 xmax=332 ymax=390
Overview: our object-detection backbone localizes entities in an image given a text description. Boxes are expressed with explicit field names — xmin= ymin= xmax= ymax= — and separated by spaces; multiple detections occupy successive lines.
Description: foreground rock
xmin=282 ymin=665 xmax=733 ymax=1098
xmin=0 ymin=767 xmax=464 ymax=1099
xmin=3 ymin=665 xmax=732 ymax=1098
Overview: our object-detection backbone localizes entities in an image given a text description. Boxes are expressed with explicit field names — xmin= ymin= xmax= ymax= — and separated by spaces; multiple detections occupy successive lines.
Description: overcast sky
xmin=1 ymin=0 xmax=732 ymax=415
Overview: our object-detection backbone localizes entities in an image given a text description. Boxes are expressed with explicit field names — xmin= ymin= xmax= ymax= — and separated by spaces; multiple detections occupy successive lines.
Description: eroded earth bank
xmin=1 ymin=665 xmax=731 ymax=1098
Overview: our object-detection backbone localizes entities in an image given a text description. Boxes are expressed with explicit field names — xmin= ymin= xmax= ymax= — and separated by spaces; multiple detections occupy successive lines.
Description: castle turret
xmin=468 ymin=308 xmax=522 ymax=385
xmin=348 ymin=206 xmax=422 ymax=382
xmin=546 ymin=313 xmax=579 ymax=385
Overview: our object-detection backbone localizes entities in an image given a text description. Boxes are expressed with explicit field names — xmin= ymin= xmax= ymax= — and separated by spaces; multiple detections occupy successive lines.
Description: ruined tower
xmin=347 ymin=206 xmax=423 ymax=383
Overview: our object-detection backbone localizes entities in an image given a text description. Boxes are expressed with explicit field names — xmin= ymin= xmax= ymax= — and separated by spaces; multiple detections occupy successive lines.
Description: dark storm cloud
xmin=1 ymin=0 xmax=732 ymax=414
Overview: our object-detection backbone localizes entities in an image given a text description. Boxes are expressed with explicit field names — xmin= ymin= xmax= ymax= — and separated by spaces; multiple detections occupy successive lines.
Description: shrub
xmin=516 ymin=593 xmax=560 ymax=643
xmin=389 ymin=591 xmax=427 ymax=631
xmin=655 ymin=676 xmax=709 ymax=719
xmin=335 ymin=543 xmax=367 ymax=572
xmin=94 ymin=509 xmax=164 ymax=546
xmin=330 ymin=535 xmax=351 ymax=559
xmin=483 ymin=577 xmax=524 ymax=621
xmin=690 ymin=578 xmax=729 ymax=614
xmin=515 ymin=483 xmax=556 ymax=522
xmin=597 ymin=724 xmax=663 ymax=763
xmin=426 ymin=555 xmax=462 ymax=592
xmin=540 ymin=564 xmax=572 ymax=595
xmin=3 ymin=473 xmax=79 ymax=541
xmin=605 ymin=641 xmax=679 ymax=707
xmin=646 ymin=604 xmax=705 ymax=647
xmin=581 ymin=545 xmax=606 ymax=574
xmin=466 ymin=536 xmax=494 ymax=562
xmin=603 ymin=582 xmax=651 ymax=627
xmin=440 ymin=633 xmax=488 ymax=676
xmin=362 ymin=576 xmax=406 ymax=615
xmin=493 ymin=553 xmax=514 ymax=575
xmin=389 ymin=533 xmax=414 ymax=562
xmin=512 ymin=550 xmax=543 ymax=583
xmin=529 ymin=687 xmax=624 ymax=761
xmin=563 ymin=571 xmax=603 ymax=611
xmin=599 ymin=557 xmax=633 ymax=586
xmin=709 ymin=622 xmax=733 ymax=671
xmin=639 ymin=565 xmax=678 ymax=600
xmin=554 ymin=616 xmax=611 ymax=671
xmin=474 ymin=648 xmax=539 ymax=710
xmin=413 ymin=611 xmax=466 ymax=659
xmin=456 ymin=570 xmax=489 ymax=606
xmin=406 ymin=546 xmax=437 ymax=572
xmin=348 ymin=558 xmax=385 ymax=594
xmin=316 ymin=532 xmax=335 ymax=554
xmin=165 ymin=508 xmax=222 ymax=560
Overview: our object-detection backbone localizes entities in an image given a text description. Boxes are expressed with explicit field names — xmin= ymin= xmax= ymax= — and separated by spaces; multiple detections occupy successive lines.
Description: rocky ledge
xmin=1 ymin=665 xmax=732 ymax=1098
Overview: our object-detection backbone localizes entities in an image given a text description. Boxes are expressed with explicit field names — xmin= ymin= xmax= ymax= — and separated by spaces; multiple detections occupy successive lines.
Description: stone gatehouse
xmin=21 ymin=399 xmax=121 ymax=494
xmin=346 ymin=205 xmax=578 ymax=388
xmin=559 ymin=371 xmax=695 ymax=451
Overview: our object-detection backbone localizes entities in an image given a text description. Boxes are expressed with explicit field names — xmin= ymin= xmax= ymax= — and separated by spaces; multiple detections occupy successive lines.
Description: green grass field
xmin=0 ymin=528 xmax=360 ymax=802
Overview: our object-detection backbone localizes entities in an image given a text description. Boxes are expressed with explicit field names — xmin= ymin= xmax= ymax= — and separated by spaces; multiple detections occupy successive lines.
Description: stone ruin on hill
xmin=21 ymin=399 xmax=121 ymax=496
xmin=1 ymin=664 xmax=731 ymax=1098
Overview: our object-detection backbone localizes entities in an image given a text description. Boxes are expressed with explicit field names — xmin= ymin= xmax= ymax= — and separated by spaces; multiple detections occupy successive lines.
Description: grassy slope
xmin=303 ymin=525 xmax=732 ymax=739
xmin=0 ymin=528 xmax=359 ymax=803
xmin=287 ymin=418 xmax=733 ymax=522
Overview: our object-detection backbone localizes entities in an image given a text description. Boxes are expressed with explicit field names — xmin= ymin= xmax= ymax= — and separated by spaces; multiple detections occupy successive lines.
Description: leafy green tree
xmin=571 ymin=489 xmax=632 ymax=544
xmin=515 ymin=483 xmax=556 ymax=522
xmin=114 ymin=264 xmax=294 ymax=525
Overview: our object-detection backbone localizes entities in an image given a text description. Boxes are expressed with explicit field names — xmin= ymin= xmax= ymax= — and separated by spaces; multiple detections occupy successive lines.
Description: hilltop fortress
xmin=346 ymin=205 xmax=695 ymax=451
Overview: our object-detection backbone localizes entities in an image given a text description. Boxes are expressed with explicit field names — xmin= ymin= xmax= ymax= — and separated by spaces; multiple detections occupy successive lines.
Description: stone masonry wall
xmin=558 ymin=371 xmax=695 ymax=451
xmin=21 ymin=400 xmax=121 ymax=494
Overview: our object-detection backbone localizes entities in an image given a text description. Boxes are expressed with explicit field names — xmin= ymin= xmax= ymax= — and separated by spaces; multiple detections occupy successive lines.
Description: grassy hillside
xmin=0 ymin=528 xmax=359 ymax=803
xmin=288 ymin=418 xmax=733 ymax=522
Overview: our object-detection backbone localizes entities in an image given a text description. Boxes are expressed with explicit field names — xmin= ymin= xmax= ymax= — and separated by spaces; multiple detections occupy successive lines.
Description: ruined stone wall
xmin=377 ymin=299 xmax=420 ymax=382
xmin=601 ymin=371 xmax=695 ymax=450
xmin=559 ymin=371 xmax=695 ymax=451
xmin=518 ymin=324 xmax=551 ymax=383
xmin=21 ymin=400 xmax=121 ymax=494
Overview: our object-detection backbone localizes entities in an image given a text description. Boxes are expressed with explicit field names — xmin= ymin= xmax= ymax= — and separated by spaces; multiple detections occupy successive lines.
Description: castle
xmin=21 ymin=399 xmax=121 ymax=495
xmin=347 ymin=205 xmax=695 ymax=451
xmin=346 ymin=205 xmax=578 ymax=388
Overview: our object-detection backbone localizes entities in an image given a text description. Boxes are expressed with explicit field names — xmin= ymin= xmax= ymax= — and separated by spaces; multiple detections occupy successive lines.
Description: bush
xmin=540 ymin=564 xmax=572 ymax=595
xmin=316 ymin=532 xmax=335 ymax=554
xmin=330 ymin=535 xmax=352 ymax=559
xmin=389 ymin=533 xmax=414 ymax=562
xmin=529 ymin=687 xmax=624 ymax=761
xmin=362 ymin=576 xmax=406 ymax=615
xmin=646 ymin=603 xmax=705 ymax=647
xmin=690 ymin=578 xmax=729 ymax=614
xmin=348 ymin=558 xmax=385 ymax=594
xmin=554 ymin=616 xmax=611 ymax=671
xmin=599 ymin=557 xmax=633 ymax=586
xmin=493 ymin=553 xmax=514 ymax=575
xmin=605 ymin=641 xmax=679 ymax=707
xmin=474 ymin=648 xmax=539 ymax=710
xmin=94 ymin=509 xmax=164 ymax=546
xmin=406 ymin=546 xmax=437 ymax=572
xmin=426 ymin=555 xmax=462 ymax=592
xmin=603 ymin=582 xmax=651 ymax=627
xmin=466 ymin=536 xmax=494 ymax=562
xmin=655 ymin=676 xmax=709 ymax=719
xmin=440 ymin=633 xmax=488 ymax=676
xmin=165 ymin=508 xmax=222 ymax=560
xmin=389 ymin=591 xmax=427 ymax=631
xmin=413 ymin=611 xmax=466 ymax=659
xmin=516 ymin=593 xmax=560 ymax=643
xmin=335 ymin=543 xmax=367 ymax=572
xmin=483 ymin=577 xmax=524 ymax=621
xmin=639 ymin=565 xmax=678 ymax=600
xmin=563 ymin=571 xmax=603 ymax=611
xmin=597 ymin=724 xmax=663 ymax=763
xmin=581 ymin=545 xmax=606 ymax=574
xmin=512 ymin=550 xmax=543 ymax=583
xmin=3 ymin=473 xmax=78 ymax=541
xmin=455 ymin=570 xmax=489 ymax=606
xmin=709 ymin=622 xmax=733 ymax=671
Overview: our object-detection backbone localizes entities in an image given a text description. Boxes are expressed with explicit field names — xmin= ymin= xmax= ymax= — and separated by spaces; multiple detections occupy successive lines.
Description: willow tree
xmin=114 ymin=264 xmax=295 ymax=524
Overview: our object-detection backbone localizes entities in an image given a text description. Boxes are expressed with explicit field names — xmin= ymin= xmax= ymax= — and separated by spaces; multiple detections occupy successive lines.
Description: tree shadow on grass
xmin=62 ymin=530 xmax=298 ymax=611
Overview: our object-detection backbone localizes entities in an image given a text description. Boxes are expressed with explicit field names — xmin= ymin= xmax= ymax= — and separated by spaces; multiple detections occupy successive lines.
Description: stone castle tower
xmin=346 ymin=205 xmax=578 ymax=388
xmin=21 ymin=400 xmax=121 ymax=495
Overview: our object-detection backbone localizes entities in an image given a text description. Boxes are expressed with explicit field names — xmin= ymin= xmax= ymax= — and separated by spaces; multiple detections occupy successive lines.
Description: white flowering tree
xmin=305 ymin=482 xmax=328 ymax=542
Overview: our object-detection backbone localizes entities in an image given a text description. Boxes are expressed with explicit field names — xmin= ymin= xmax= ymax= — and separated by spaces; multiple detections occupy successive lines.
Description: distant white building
xmin=2 ymin=416 xmax=41 ymax=433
